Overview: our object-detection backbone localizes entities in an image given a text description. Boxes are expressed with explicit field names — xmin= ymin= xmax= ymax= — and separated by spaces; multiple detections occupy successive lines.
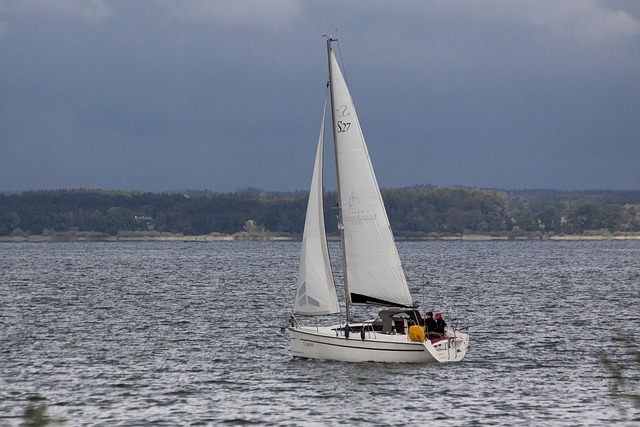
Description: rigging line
xmin=334 ymin=37 xmax=350 ymax=89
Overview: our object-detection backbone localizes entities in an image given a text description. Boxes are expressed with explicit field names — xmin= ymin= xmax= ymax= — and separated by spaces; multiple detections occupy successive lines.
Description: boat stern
xmin=423 ymin=332 xmax=470 ymax=363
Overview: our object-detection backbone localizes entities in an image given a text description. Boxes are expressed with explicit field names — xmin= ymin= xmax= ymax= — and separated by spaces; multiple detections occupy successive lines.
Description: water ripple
xmin=1 ymin=241 xmax=638 ymax=425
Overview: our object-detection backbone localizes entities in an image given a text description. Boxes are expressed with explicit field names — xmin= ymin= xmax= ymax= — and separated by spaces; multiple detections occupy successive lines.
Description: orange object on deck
xmin=408 ymin=325 xmax=425 ymax=342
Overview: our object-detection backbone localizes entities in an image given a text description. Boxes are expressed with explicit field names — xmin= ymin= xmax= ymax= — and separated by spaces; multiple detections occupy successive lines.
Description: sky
xmin=1 ymin=0 xmax=639 ymax=193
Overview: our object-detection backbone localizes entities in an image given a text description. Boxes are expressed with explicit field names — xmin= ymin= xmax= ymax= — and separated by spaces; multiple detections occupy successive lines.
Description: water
xmin=1 ymin=240 xmax=638 ymax=425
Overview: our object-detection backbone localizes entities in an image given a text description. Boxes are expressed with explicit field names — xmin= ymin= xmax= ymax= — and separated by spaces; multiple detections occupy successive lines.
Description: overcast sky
xmin=1 ymin=0 xmax=639 ymax=192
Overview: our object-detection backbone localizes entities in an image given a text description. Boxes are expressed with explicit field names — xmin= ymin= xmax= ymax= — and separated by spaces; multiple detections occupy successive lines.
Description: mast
xmin=326 ymin=36 xmax=352 ymax=322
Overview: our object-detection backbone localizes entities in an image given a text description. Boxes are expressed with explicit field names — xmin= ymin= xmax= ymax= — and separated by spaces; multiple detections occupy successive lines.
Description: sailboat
xmin=287 ymin=37 xmax=469 ymax=363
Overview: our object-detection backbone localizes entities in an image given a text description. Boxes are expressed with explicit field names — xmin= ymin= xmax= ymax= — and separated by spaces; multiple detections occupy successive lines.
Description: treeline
xmin=1 ymin=187 xmax=639 ymax=238
xmin=382 ymin=187 xmax=640 ymax=236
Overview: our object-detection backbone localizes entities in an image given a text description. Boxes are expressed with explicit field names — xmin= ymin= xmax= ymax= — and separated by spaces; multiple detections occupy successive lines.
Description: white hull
xmin=288 ymin=324 xmax=469 ymax=363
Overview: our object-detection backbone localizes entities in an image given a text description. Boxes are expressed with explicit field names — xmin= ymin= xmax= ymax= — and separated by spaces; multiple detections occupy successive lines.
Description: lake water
xmin=1 ymin=240 xmax=638 ymax=426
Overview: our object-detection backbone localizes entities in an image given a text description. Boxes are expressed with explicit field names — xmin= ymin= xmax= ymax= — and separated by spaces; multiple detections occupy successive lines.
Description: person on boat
xmin=433 ymin=312 xmax=447 ymax=338
xmin=424 ymin=311 xmax=438 ymax=339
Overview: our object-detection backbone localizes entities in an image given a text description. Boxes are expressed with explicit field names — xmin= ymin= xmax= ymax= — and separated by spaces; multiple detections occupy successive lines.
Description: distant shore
xmin=1 ymin=231 xmax=639 ymax=242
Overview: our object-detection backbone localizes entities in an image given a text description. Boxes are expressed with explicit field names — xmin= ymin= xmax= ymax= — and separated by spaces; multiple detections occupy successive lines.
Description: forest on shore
xmin=1 ymin=187 xmax=639 ymax=240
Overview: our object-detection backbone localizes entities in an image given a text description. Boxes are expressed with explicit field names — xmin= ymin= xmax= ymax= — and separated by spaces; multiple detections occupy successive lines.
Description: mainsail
xmin=328 ymin=48 xmax=414 ymax=308
xmin=293 ymin=95 xmax=340 ymax=316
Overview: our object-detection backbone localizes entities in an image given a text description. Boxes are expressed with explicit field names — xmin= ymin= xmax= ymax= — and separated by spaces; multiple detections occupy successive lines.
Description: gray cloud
xmin=1 ymin=0 xmax=638 ymax=192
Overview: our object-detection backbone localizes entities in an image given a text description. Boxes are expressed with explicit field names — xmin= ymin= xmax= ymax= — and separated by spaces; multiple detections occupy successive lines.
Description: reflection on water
xmin=1 ymin=241 xmax=638 ymax=425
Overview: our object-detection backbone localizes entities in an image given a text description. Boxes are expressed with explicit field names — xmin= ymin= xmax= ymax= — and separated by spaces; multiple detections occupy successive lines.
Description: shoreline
xmin=1 ymin=232 xmax=639 ymax=242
